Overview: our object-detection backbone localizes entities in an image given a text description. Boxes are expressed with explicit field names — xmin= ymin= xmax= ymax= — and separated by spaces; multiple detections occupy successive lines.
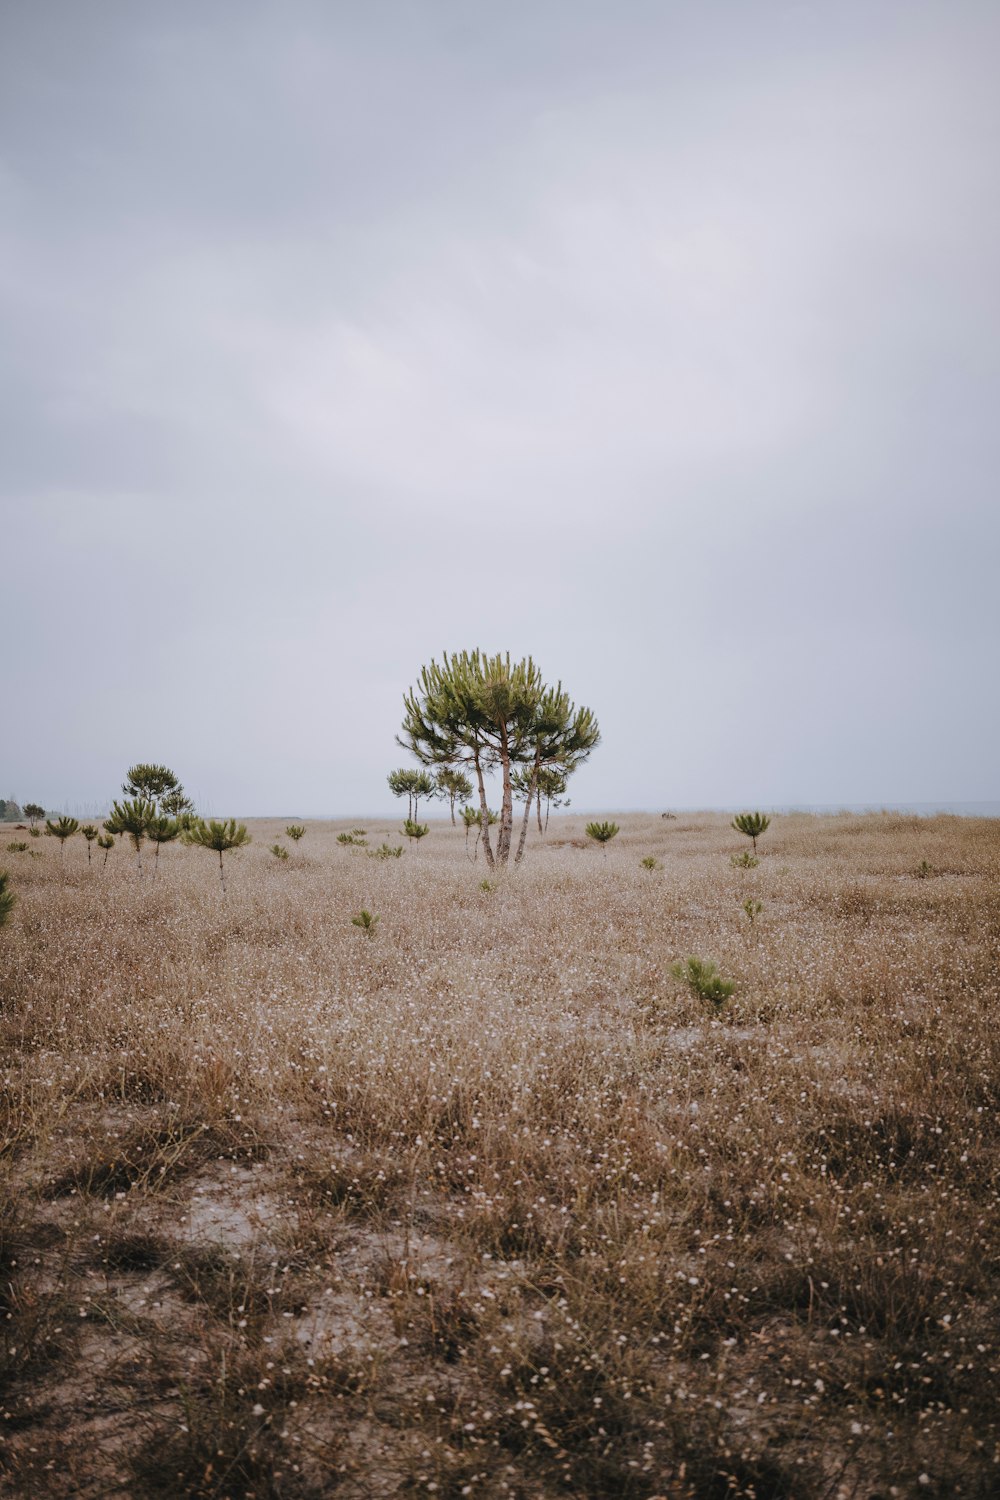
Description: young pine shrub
xmin=80 ymin=824 xmax=99 ymax=865
xmin=96 ymin=834 xmax=115 ymax=868
xmin=585 ymin=820 xmax=619 ymax=853
xmin=146 ymin=815 xmax=181 ymax=875
xmin=45 ymin=815 xmax=79 ymax=855
xmin=6 ymin=842 xmax=29 ymax=854
xmin=731 ymin=810 xmax=771 ymax=854
xmin=402 ymin=820 xmax=429 ymax=844
xmin=270 ymin=844 xmax=289 ymax=861
xmin=640 ymin=855 xmax=661 ymax=871
xmin=670 ymin=956 xmax=736 ymax=1012
xmin=105 ymin=798 xmax=157 ymax=874
xmin=730 ymin=850 xmax=759 ymax=869
xmin=185 ymin=818 xmax=251 ymax=893
xmin=285 ymin=825 xmax=305 ymax=842
xmin=0 ymin=871 xmax=15 ymax=928
xmin=351 ymin=909 xmax=380 ymax=937
xmin=369 ymin=843 xmax=403 ymax=860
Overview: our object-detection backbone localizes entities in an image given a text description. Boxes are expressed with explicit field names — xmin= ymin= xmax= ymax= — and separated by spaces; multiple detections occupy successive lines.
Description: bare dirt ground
xmin=1 ymin=811 xmax=998 ymax=1497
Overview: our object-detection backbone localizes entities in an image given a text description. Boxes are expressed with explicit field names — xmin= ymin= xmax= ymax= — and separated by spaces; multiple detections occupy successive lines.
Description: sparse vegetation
xmin=730 ymin=849 xmax=760 ymax=869
xmin=0 ymin=811 xmax=998 ymax=1499
xmin=640 ymin=854 xmax=660 ymax=870
xmin=6 ymin=841 xmax=29 ymax=854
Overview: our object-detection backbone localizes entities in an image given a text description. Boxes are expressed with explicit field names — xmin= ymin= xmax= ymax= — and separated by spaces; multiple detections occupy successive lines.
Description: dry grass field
xmin=1 ymin=812 xmax=999 ymax=1499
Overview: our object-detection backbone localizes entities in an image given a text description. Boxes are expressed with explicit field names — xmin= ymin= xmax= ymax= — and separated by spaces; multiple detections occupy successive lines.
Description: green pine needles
xmin=586 ymin=821 xmax=619 ymax=852
xmin=185 ymin=819 xmax=251 ymax=892
xmin=147 ymin=816 xmax=181 ymax=875
xmin=732 ymin=811 xmax=771 ymax=854
xmin=45 ymin=816 xmax=79 ymax=854
xmin=671 ymin=957 xmax=736 ymax=1011
xmin=351 ymin=909 xmax=380 ymax=937
xmin=105 ymin=799 xmax=157 ymax=873
xmin=270 ymin=844 xmax=289 ymax=861
xmin=402 ymin=820 xmax=429 ymax=844
xmin=0 ymin=871 xmax=15 ymax=928
xmin=286 ymin=825 xmax=306 ymax=842
xmin=369 ymin=843 xmax=403 ymax=860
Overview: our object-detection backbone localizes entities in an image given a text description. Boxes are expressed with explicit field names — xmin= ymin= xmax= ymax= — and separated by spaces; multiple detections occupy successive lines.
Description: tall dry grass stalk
xmin=1 ymin=811 xmax=998 ymax=1496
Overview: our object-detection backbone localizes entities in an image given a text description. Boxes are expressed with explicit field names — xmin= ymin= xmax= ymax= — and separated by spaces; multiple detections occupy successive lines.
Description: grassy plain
xmin=1 ymin=811 xmax=998 ymax=1498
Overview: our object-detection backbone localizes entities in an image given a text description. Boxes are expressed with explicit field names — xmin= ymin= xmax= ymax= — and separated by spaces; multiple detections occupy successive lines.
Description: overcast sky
xmin=2 ymin=1 xmax=997 ymax=816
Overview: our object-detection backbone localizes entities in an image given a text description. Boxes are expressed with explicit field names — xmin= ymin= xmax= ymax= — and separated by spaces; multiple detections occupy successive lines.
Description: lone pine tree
xmin=399 ymin=651 xmax=599 ymax=870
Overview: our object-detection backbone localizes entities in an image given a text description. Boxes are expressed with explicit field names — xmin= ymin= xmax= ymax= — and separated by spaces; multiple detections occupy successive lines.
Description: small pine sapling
xmin=670 ymin=957 xmax=736 ymax=1012
xmin=742 ymin=898 xmax=763 ymax=926
xmin=351 ymin=909 xmax=380 ymax=937
xmin=97 ymin=834 xmax=115 ymax=868
xmin=369 ymin=843 xmax=403 ymax=860
xmin=402 ymin=820 xmax=429 ymax=845
xmin=80 ymin=824 xmax=99 ymax=865
xmin=186 ymin=818 xmax=251 ymax=893
xmin=45 ymin=815 xmax=80 ymax=855
xmin=0 ymin=871 xmax=15 ymax=928
xmin=105 ymin=799 xmax=156 ymax=874
xmin=731 ymin=811 xmax=771 ymax=855
xmin=586 ymin=820 xmax=619 ymax=854
xmin=731 ymin=851 xmax=759 ymax=869
xmin=640 ymin=855 xmax=661 ymax=871
xmin=7 ymin=842 xmax=29 ymax=854
xmin=146 ymin=815 xmax=181 ymax=875
xmin=286 ymin=825 xmax=306 ymax=842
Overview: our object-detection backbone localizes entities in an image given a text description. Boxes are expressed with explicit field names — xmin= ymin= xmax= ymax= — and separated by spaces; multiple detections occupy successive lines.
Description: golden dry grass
xmin=1 ymin=811 xmax=999 ymax=1498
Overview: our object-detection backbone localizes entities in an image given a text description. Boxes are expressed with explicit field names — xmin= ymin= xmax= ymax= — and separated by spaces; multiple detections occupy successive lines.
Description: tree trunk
xmin=514 ymin=765 xmax=539 ymax=866
xmin=450 ymin=793 xmax=456 ymax=826
xmin=219 ymin=849 xmax=226 ymax=893
xmin=536 ymin=785 xmax=543 ymax=834
xmin=496 ymin=728 xmax=513 ymax=866
xmin=472 ymin=747 xmax=495 ymax=870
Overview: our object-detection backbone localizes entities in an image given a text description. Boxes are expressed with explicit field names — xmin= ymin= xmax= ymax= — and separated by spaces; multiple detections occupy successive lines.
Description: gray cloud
xmin=2 ymin=1 xmax=997 ymax=814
